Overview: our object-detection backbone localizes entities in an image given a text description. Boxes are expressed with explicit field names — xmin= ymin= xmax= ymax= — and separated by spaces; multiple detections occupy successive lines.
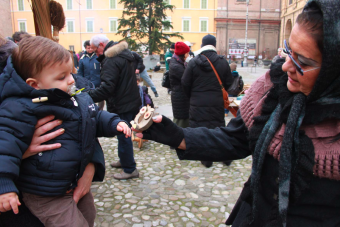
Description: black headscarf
xmin=0 ymin=39 xmax=17 ymax=74
xmin=249 ymin=0 xmax=340 ymax=226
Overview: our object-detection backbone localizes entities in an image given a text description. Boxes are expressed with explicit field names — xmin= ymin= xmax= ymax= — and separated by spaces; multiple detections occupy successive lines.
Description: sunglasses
xmin=283 ymin=40 xmax=320 ymax=76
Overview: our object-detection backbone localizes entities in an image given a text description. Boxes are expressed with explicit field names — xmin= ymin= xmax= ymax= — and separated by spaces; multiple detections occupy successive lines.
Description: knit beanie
xmin=202 ymin=34 xmax=216 ymax=47
xmin=174 ymin=42 xmax=190 ymax=55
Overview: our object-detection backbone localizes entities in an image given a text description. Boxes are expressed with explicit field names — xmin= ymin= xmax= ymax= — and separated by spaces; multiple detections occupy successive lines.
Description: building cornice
xmin=215 ymin=18 xmax=281 ymax=24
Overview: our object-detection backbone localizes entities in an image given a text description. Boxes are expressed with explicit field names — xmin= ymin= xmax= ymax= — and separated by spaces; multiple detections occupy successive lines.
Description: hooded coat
xmin=77 ymin=51 xmax=101 ymax=87
xmin=0 ymin=57 xmax=122 ymax=197
xmin=169 ymin=55 xmax=190 ymax=119
xmin=174 ymin=0 xmax=340 ymax=226
xmin=88 ymin=41 xmax=141 ymax=114
xmin=182 ymin=46 xmax=233 ymax=128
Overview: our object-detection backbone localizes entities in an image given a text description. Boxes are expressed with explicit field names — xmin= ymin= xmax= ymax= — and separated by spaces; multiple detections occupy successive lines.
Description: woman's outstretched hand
xmin=134 ymin=115 xmax=185 ymax=149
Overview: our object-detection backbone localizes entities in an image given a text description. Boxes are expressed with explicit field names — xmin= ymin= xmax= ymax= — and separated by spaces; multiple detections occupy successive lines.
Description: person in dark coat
xmin=169 ymin=42 xmax=190 ymax=128
xmin=0 ymin=36 xmax=131 ymax=226
xmin=182 ymin=34 xmax=233 ymax=168
xmin=132 ymin=51 xmax=159 ymax=97
xmin=78 ymin=40 xmax=101 ymax=88
xmin=73 ymin=51 xmax=79 ymax=68
xmin=136 ymin=1 xmax=340 ymax=226
xmin=78 ymin=40 xmax=105 ymax=110
xmin=89 ymin=35 xmax=141 ymax=180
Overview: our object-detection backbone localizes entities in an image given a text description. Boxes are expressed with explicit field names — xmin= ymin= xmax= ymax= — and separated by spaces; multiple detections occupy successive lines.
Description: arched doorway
xmin=285 ymin=20 xmax=292 ymax=43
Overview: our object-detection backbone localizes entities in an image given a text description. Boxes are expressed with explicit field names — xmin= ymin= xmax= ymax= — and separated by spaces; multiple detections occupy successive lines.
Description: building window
xmin=69 ymin=45 xmax=75 ymax=51
xmin=289 ymin=0 xmax=293 ymax=4
xmin=18 ymin=20 xmax=27 ymax=32
xmin=110 ymin=0 xmax=116 ymax=9
xmin=86 ymin=19 xmax=94 ymax=32
xmin=201 ymin=0 xmax=207 ymax=9
xmin=200 ymin=19 xmax=208 ymax=32
xmin=66 ymin=19 xmax=75 ymax=33
xmin=163 ymin=17 xmax=171 ymax=32
xmin=109 ymin=18 xmax=117 ymax=32
xmin=67 ymin=0 xmax=72 ymax=10
xmin=18 ymin=0 xmax=24 ymax=11
xmin=236 ymin=0 xmax=246 ymax=2
xmin=86 ymin=0 xmax=92 ymax=9
xmin=182 ymin=18 xmax=191 ymax=32
xmin=183 ymin=0 xmax=189 ymax=8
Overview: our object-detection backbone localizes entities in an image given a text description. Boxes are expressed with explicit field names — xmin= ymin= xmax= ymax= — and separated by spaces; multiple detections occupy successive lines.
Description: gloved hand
xmin=135 ymin=115 xmax=184 ymax=148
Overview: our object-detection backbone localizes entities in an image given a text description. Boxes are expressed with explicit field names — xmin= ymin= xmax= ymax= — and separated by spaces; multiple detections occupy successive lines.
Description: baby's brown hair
xmin=12 ymin=36 xmax=71 ymax=80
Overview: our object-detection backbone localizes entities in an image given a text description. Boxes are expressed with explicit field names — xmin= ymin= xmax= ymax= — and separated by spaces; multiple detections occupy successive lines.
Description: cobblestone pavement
xmin=93 ymin=72 xmax=253 ymax=227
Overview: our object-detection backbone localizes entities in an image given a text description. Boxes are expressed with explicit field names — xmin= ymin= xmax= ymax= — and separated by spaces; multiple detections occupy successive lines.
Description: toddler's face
xmin=27 ymin=57 xmax=74 ymax=93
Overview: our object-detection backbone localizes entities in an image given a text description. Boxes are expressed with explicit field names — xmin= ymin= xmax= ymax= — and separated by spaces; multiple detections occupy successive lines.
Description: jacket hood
xmin=193 ymin=48 xmax=222 ymax=72
xmin=193 ymin=45 xmax=216 ymax=56
xmin=104 ymin=41 xmax=134 ymax=62
xmin=306 ymin=0 xmax=340 ymax=102
xmin=0 ymin=57 xmax=71 ymax=104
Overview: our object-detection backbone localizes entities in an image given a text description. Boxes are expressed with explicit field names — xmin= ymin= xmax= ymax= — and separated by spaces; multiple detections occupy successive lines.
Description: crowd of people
xmin=0 ymin=0 xmax=340 ymax=226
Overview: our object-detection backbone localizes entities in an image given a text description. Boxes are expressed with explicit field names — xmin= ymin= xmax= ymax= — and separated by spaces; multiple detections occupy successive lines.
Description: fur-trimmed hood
xmin=104 ymin=41 xmax=129 ymax=58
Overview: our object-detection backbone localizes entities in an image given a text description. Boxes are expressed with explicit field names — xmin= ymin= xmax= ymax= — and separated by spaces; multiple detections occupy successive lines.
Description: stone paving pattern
xmin=92 ymin=67 xmax=266 ymax=226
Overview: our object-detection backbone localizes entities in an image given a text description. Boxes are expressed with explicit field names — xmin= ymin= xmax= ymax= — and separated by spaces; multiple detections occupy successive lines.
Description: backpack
xmin=227 ymin=76 xmax=244 ymax=96
xmin=162 ymin=70 xmax=171 ymax=88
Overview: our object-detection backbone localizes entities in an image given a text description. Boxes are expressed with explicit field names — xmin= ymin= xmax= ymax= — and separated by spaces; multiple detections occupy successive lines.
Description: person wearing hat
xmin=184 ymin=41 xmax=195 ymax=61
xmin=182 ymin=34 xmax=234 ymax=168
xmin=169 ymin=42 xmax=191 ymax=128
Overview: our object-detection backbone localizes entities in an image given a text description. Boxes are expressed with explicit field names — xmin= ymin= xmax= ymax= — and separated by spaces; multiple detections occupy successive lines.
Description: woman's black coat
xmin=169 ymin=57 xmax=190 ymax=119
xmin=182 ymin=50 xmax=233 ymax=128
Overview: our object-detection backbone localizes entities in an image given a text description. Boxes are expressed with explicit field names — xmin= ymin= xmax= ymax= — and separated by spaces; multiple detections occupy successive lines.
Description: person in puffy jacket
xmin=169 ymin=42 xmax=190 ymax=128
xmin=78 ymin=40 xmax=105 ymax=110
xmin=78 ymin=40 xmax=101 ymax=88
xmin=182 ymin=35 xmax=233 ymax=168
xmin=0 ymin=36 xmax=131 ymax=227
xmin=89 ymin=35 xmax=141 ymax=180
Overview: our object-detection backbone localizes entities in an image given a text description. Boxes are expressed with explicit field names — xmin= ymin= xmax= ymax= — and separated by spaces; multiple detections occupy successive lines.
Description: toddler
xmin=0 ymin=36 xmax=131 ymax=227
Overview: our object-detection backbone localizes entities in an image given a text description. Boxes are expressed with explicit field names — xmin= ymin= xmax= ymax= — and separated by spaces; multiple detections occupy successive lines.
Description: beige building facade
xmin=280 ymin=0 xmax=307 ymax=48
xmin=9 ymin=0 xmax=217 ymax=53
xmin=215 ymin=0 xmax=281 ymax=60
xmin=0 ymin=0 xmax=13 ymax=37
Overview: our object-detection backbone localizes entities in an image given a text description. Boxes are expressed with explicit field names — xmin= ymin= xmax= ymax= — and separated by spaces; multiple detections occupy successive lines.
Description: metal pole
xmin=244 ymin=0 xmax=249 ymax=67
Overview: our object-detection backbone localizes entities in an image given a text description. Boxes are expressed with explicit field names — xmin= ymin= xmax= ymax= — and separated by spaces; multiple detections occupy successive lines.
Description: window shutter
xmin=68 ymin=21 xmax=73 ymax=32
xmin=67 ymin=0 xmax=72 ymax=10
xmin=184 ymin=0 xmax=189 ymax=8
xmin=19 ymin=22 xmax=26 ymax=32
xmin=201 ymin=0 xmax=207 ymax=9
xmin=201 ymin=20 xmax=207 ymax=32
xmin=184 ymin=20 xmax=189 ymax=31
xmin=110 ymin=0 xmax=116 ymax=9
xmin=18 ymin=0 xmax=24 ymax=11
xmin=110 ymin=20 xmax=117 ymax=32
xmin=87 ymin=21 xmax=93 ymax=32
xmin=87 ymin=0 xmax=92 ymax=9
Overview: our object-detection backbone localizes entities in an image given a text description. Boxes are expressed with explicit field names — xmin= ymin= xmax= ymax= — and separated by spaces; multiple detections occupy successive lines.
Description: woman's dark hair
xmin=178 ymin=54 xmax=186 ymax=63
xmin=296 ymin=2 xmax=323 ymax=52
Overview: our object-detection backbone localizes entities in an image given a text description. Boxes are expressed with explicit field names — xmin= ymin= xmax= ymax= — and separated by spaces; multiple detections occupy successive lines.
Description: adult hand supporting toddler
xmin=134 ymin=115 xmax=186 ymax=149
xmin=23 ymin=115 xmax=65 ymax=159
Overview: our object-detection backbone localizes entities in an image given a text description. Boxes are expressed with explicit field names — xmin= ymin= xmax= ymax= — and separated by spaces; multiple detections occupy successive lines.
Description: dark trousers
xmin=117 ymin=110 xmax=138 ymax=173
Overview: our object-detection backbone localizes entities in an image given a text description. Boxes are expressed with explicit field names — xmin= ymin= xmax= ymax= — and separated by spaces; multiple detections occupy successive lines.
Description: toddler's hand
xmin=0 ymin=192 xmax=21 ymax=214
xmin=117 ymin=122 xmax=131 ymax=138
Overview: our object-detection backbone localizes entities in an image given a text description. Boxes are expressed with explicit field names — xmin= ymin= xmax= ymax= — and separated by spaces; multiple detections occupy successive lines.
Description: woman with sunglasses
xmin=135 ymin=0 xmax=340 ymax=226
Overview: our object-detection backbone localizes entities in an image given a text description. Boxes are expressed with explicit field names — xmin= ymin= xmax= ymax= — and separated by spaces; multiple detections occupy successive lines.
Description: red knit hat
xmin=175 ymin=42 xmax=190 ymax=55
